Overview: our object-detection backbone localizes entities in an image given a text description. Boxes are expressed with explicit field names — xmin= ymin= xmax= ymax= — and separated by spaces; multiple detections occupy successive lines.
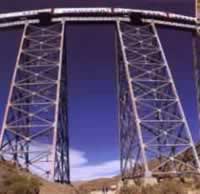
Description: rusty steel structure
xmin=0 ymin=8 xmax=200 ymax=183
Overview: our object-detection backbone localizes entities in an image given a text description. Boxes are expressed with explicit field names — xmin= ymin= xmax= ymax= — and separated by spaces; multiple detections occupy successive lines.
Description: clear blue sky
xmin=0 ymin=0 xmax=199 ymax=180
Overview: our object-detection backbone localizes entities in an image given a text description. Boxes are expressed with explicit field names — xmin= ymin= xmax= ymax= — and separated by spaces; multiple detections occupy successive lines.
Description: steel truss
xmin=117 ymin=21 xmax=200 ymax=179
xmin=0 ymin=21 xmax=70 ymax=183
xmin=0 ymin=11 xmax=200 ymax=184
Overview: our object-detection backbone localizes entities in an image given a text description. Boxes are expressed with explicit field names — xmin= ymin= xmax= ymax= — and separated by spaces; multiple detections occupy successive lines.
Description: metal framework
xmin=117 ymin=21 xmax=200 ymax=178
xmin=0 ymin=21 xmax=70 ymax=183
xmin=0 ymin=8 xmax=200 ymax=183
xmin=0 ymin=8 xmax=198 ymax=29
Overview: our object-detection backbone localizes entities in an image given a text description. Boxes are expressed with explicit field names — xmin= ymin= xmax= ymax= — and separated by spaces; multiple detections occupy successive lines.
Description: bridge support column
xmin=0 ymin=21 xmax=70 ymax=183
xmin=116 ymin=20 xmax=200 ymax=180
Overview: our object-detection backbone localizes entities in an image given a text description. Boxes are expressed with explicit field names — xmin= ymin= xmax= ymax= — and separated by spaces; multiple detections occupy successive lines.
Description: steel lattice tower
xmin=0 ymin=21 xmax=70 ymax=183
xmin=117 ymin=21 xmax=200 ymax=179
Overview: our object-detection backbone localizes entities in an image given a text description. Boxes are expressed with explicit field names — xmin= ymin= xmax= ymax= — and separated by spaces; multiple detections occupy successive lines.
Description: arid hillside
xmin=0 ymin=160 xmax=77 ymax=194
xmin=2 ymin=160 xmax=200 ymax=194
xmin=0 ymin=160 xmax=118 ymax=194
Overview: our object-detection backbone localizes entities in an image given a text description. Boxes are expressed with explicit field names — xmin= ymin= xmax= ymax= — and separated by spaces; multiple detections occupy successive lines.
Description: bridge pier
xmin=116 ymin=20 xmax=200 ymax=180
xmin=0 ymin=21 xmax=70 ymax=183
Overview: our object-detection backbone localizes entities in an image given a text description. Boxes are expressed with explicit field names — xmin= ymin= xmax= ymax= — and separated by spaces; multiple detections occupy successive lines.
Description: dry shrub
xmin=119 ymin=179 xmax=187 ymax=194
xmin=192 ymin=176 xmax=200 ymax=190
xmin=157 ymin=180 xmax=187 ymax=194
xmin=141 ymin=185 xmax=160 ymax=194
xmin=119 ymin=185 xmax=140 ymax=194
xmin=77 ymin=185 xmax=90 ymax=194
xmin=0 ymin=174 xmax=41 ymax=194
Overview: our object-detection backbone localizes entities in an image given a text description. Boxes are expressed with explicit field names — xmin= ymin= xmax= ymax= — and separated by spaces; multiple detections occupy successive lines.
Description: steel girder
xmin=117 ymin=21 xmax=200 ymax=179
xmin=0 ymin=21 xmax=70 ymax=183
xmin=0 ymin=8 xmax=198 ymax=30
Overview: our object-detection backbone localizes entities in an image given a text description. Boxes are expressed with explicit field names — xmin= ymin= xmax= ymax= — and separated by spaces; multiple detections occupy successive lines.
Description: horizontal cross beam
xmin=0 ymin=7 xmax=199 ymax=30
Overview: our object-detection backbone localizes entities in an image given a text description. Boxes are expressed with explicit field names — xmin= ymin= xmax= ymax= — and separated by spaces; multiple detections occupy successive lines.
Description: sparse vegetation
xmin=120 ymin=185 xmax=140 ymax=194
xmin=1 ymin=160 xmax=200 ymax=194
xmin=77 ymin=186 xmax=90 ymax=194
xmin=0 ymin=173 xmax=41 ymax=194
xmin=0 ymin=161 xmax=41 ymax=194
xmin=192 ymin=176 xmax=200 ymax=190
xmin=0 ymin=160 xmax=78 ymax=194
xmin=119 ymin=179 xmax=188 ymax=194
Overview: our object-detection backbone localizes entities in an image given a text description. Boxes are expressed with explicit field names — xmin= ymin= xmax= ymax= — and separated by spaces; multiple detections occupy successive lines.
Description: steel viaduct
xmin=0 ymin=8 xmax=200 ymax=184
